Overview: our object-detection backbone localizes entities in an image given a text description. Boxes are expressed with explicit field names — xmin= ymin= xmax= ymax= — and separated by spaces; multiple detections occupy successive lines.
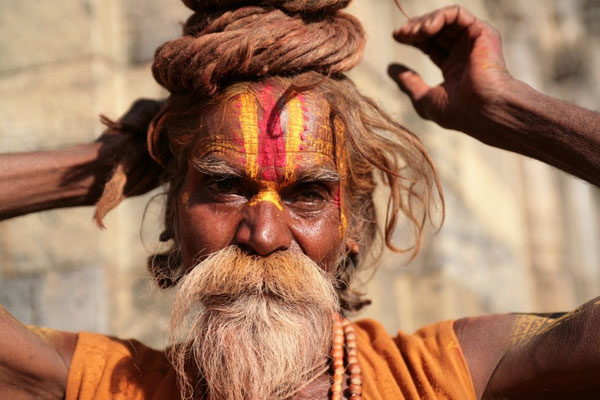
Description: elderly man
xmin=2 ymin=3 xmax=600 ymax=399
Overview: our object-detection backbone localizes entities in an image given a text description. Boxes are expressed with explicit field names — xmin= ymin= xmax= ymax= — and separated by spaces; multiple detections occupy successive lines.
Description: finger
xmin=442 ymin=5 xmax=476 ymax=30
xmin=427 ymin=7 xmax=478 ymax=54
xmin=395 ymin=6 xmax=477 ymax=42
xmin=394 ymin=7 xmax=478 ymax=58
xmin=421 ymin=10 xmax=445 ymax=36
xmin=388 ymin=64 xmax=431 ymax=104
xmin=394 ymin=17 xmax=422 ymax=43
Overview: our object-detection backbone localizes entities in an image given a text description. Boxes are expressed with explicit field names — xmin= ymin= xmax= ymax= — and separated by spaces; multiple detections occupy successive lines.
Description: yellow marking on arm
xmin=285 ymin=97 xmax=304 ymax=180
xmin=510 ymin=315 xmax=554 ymax=346
xmin=25 ymin=325 xmax=57 ymax=343
xmin=239 ymin=93 xmax=259 ymax=179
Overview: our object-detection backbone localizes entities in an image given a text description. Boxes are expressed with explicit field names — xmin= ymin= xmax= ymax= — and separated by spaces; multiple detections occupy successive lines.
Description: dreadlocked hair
xmin=94 ymin=0 xmax=443 ymax=313
xmin=152 ymin=0 xmax=365 ymax=96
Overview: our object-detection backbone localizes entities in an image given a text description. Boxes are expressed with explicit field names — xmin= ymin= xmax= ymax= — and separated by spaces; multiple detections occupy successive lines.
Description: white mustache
xmin=175 ymin=246 xmax=338 ymax=306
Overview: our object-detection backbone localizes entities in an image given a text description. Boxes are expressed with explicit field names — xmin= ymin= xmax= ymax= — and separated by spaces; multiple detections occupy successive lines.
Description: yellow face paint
xmin=249 ymin=182 xmax=283 ymax=211
xmin=239 ymin=92 xmax=259 ymax=179
xmin=181 ymin=189 xmax=191 ymax=207
xmin=284 ymin=96 xmax=304 ymax=180
xmin=198 ymin=89 xmax=340 ymax=217
xmin=333 ymin=116 xmax=348 ymax=237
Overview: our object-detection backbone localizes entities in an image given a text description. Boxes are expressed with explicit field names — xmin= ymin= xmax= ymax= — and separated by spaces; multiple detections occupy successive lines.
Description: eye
xmin=294 ymin=189 xmax=326 ymax=203
xmin=284 ymin=183 xmax=329 ymax=207
xmin=206 ymin=177 xmax=242 ymax=195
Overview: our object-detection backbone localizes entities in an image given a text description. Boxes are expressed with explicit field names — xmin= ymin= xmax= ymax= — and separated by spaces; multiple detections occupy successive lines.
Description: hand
xmin=60 ymin=98 xmax=165 ymax=221
xmin=96 ymin=98 xmax=166 ymax=197
xmin=389 ymin=5 xmax=512 ymax=145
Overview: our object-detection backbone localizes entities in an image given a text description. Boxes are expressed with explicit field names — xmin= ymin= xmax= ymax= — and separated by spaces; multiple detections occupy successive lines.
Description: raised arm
xmin=0 ymin=143 xmax=107 ymax=220
xmin=0 ymin=99 xmax=164 ymax=221
xmin=388 ymin=5 xmax=600 ymax=187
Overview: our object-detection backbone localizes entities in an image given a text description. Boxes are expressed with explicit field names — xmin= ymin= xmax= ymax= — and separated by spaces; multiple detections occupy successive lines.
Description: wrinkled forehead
xmin=194 ymin=84 xmax=338 ymax=181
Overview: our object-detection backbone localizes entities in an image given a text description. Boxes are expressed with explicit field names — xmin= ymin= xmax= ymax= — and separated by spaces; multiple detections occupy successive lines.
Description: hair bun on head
xmin=152 ymin=0 xmax=365 ymax=96
xmin=181 ymin=0 xmax=352 ymax=14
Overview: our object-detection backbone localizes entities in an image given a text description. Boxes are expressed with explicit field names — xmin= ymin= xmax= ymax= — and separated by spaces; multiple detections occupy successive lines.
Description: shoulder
xmin=26 ymin=325 xmax=78 ymax=372
xmin=453 ymin=314 xmax=519 ymax=399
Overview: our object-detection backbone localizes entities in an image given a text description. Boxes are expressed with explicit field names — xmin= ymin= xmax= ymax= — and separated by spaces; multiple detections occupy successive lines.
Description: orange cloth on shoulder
xmin=65 ymin=332 xmax=178 ymax=400
xmin=65 ymin=320 xmax=475 ymax=399
xmin=354 ymin=319 xmax=476 ymax=399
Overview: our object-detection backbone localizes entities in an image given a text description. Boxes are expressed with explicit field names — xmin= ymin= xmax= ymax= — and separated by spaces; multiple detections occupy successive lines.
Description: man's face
xmin=177 ymin=84 xmax=346 ymax=271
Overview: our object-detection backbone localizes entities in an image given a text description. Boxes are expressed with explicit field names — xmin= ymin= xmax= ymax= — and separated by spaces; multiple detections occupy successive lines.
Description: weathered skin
xmin=2 ymin=4 xmax=600 ymax=400
xmin=390 ymin=5 xmax=600 ymax=399
xmin=178 ymin=87 xmax=347 ymax=273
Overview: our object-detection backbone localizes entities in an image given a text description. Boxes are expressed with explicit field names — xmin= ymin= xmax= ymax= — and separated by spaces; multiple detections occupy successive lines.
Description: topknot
xmin=181 ymin=0 xmax=352 ymax=14
xmin=152 ymin=0 xmax=365 ymax=96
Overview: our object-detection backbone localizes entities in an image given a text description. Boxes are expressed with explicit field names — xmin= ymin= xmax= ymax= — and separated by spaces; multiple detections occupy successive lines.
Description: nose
xmin=235 ymin=200 xmax=292 ymax=256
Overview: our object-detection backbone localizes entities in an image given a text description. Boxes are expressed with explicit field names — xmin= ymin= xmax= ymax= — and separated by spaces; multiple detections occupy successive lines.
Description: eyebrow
xmin=192 ymin=155 xmax=340 ymax=183
xmin=295 ymin=166 xmax=340 ymax=183
xmin=191 ymin=156 xmax=244 ymax=178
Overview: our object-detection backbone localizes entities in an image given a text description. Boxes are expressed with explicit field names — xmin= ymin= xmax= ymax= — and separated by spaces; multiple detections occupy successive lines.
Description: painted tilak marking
xmin=284 ymin=95 xmax=305 ymax=180
xmin=248 ymin=182 xmax=284 ymax=211
xmin=237 ymin=89 xmax=338 ymax=213
xmin=233 ymin=102 xmax=246 ymax=166
xmin=195 ymin=140 xmax=247 ymax=158
xmin=239 ymin=93 xmax=259 ymax=179
xmin=333 ymin=116 xmax=348 ymax=237
xmin=238 ymin=87 xmax=293 ymax=209
xmin=256 ymin=84 xmax=286 ymax=181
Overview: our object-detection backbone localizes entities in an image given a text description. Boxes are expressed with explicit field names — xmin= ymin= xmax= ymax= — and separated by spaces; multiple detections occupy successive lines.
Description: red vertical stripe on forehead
xmin=257 ymin=83 xmax=286 ymax=181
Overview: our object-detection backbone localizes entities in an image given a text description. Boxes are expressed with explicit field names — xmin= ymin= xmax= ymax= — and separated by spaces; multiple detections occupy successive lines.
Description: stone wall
xmin=1 ymin=0 xmax=599 ymax=348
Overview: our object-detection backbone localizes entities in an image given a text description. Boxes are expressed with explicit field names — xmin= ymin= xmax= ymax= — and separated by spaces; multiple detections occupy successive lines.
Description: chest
xmin=293 ymin=373 xmax=350 ymax=400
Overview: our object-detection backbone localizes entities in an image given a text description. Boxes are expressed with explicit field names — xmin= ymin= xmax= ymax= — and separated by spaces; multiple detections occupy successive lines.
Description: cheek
xmin=290 ymin=210 xmax=343 ymax=270
xmin=177 ymin=203 xmax=241 ymax=267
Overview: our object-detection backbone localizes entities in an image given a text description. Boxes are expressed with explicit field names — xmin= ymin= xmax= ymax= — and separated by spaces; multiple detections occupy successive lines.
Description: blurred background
xmin=1 ymin=0 xmax=599 ymax=348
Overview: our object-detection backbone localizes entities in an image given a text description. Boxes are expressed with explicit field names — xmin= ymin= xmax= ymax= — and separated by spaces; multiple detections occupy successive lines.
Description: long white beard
xmin=169 ymin=246 xmax=339 ymax=400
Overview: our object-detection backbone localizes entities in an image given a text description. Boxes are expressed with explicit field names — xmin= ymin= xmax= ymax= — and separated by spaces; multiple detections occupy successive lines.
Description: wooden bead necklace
xmin=330 ymin=314 xmax=362 ymax=400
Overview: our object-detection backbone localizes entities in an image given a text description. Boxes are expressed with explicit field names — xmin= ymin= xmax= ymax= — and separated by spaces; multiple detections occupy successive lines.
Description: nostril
xmin=236 ymin=243 xmax=259 ymax=257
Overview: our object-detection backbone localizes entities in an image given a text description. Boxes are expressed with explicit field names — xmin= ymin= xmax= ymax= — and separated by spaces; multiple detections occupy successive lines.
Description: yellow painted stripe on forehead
xmin=334 ymin=116 xmax=348 ymax=238
xmin=285 ymin=97 xmax=304 ymax=180
xmin=239 ymin=93 xmax=259 ymax=179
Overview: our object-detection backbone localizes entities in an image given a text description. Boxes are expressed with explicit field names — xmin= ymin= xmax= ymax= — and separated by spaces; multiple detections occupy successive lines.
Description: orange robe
xmin=65 ymin=319 xmax=476 ymax=399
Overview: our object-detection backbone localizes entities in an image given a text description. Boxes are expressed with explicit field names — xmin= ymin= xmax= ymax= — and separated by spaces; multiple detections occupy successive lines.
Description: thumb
xmin=388 ymin=63 xmax=431 ymax=104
